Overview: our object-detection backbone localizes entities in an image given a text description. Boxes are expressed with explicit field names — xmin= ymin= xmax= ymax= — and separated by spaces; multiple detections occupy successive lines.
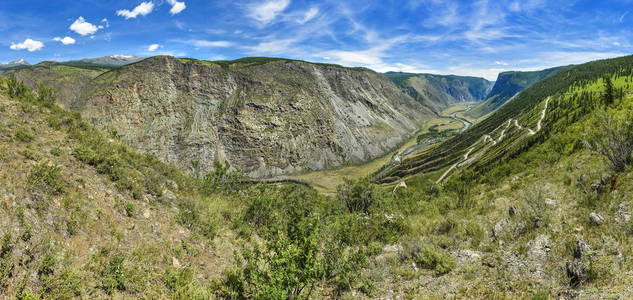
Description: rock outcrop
xmin=72 ymin=56 xmax=430 ymax=177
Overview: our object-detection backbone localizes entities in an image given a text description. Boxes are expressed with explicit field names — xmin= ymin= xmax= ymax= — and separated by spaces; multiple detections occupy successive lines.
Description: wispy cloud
xmin=167 ymin=0 xmax=186 ymax=15
xmin=247 ymin=0 xmax=291 ymax=25
xmin=297 ymin=7 xmax=319 ymax=24
xmin=117 ymin=2 xmax=155 ymax=19
xmin=192 ymin=40 xmax=233 ymax=47
xmin=248 ymin=38 xmax=298 ymax=54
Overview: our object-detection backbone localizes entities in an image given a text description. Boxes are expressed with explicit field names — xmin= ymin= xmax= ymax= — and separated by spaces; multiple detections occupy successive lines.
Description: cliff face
xmin=384 ymin=72 xmax=493 ymax=113
xmin=74 ymin=56 xmax=430 ymax=177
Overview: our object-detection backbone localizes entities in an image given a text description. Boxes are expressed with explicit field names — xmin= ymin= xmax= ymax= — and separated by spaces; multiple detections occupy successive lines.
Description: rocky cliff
xmin=71 ymin=56 xmax=430 ymax=178
xmin=384 ymin=72 xmax=493 ymax=113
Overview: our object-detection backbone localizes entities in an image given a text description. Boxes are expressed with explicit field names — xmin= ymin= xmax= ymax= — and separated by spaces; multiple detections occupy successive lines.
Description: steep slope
xmin=73 ymin=55 xmax=142 ymax=67
xmin=75 ymin=56 xmax=431 ymax=178
xmin=4 ymin=62 xmax=111 ymax=108
xmin=466 ymin=66 xmax=571 ymax=118
xmin=385 ymin=72 xmax=493 ymax=113
xmin=377 ymin=54 xmax=633 ymax=184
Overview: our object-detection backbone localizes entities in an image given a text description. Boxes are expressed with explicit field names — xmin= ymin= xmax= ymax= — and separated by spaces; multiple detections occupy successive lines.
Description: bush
xmin=337 ymin=178 xmax=379 ymax=215
xmin=416 ymin=245 xmax=455 ymax=275
xmin=27 ymin=163 xmax=67 ymax=196
xmin=202 ymin=160 xmax=244 ymax=194
xmin=6 ymin=76 xmax=28 ymax=98
xmin=215 ymin=217 xmax=324 ymax=299
xmin=164 ymin=267 xmax=210 ymax=300
xmin=583 ymin=109 xmax=633 ymax=172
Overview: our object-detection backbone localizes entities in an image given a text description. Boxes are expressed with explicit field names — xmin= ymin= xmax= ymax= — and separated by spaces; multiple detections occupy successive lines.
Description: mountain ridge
xmin=384 ymin=71 xmax=493 ymax=113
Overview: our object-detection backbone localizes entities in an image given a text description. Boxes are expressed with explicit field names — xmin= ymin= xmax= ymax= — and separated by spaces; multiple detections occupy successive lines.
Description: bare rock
xmin=453 ymin=250 xmax=482 ymax=265
xmin=545 ymin=198 xmax=558 ymax=206
xmin=492 ymin=218 xmax=509 ymax=239
xmin=172 ymin=257 xmax=181 ymax=268
xmin=573 ymin=239 xmax=591 ymax=259
xmin=161 ymin=189 xmax=177 ymax=202
xmin=566 ymin=259 xmax=587 ymax=287
xmin=589 ymin=212 xmax=604 ymax=226
xmin=617 ymin=202 xmax=631 ymax=224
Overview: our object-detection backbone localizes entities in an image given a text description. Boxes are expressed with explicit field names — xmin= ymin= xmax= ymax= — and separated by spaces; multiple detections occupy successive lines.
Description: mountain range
xmin=3 ymin=53 xmax=633 ymax=298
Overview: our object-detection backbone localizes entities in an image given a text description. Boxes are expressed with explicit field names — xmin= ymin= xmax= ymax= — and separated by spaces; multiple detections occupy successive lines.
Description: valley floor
xmin=294 ymin=102 xmax=470 ymax=194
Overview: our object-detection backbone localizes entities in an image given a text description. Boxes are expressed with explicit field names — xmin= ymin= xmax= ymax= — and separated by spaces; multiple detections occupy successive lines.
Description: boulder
xmin=589 ymin=212 xmax=605 ymax=226
xmin=573 ymin=239 xmax=591 ymax=259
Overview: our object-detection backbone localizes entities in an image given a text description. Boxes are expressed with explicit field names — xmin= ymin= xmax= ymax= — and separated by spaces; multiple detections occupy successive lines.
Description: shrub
xmin=27 ymin=163 xmax=67 ymax=196
xmin=215 ymin=217 xmax=324 ymax=299
xmin=443 ymin=171 xmax=474 ymax=208
xmin=6 ymin=76 xmax=28 ymax=98
xmin=164 ymin=267 xmax=210 ymax=300
xmin=337 ymin=178 xmax=379 ymax=215
xmin=414 ymin=245 xmax=455 ymax=275
xmin=583 ymin=109 xmax=633 ymax=172
xmin=202 ymin=160 xmax=244 ymax=194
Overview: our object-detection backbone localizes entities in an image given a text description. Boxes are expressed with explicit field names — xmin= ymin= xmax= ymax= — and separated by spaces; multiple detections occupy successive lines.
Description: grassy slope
xmin=0 ymin=78 xmax=241 ymax=298
xmin=378 ymin=55 xmax=633 ymax=184
xmin=366 ymin=73 xmax=633 ymax=297
xmin=466 ymin=66 xmax=571 ymax=119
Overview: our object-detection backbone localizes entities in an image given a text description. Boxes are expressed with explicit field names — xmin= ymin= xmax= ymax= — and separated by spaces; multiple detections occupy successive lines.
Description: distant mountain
xmin=0 ymin=59 xmax=29 ymax=70
xmin=73 ymin=55 xmax=142 ymax=67
xmin=466 ymin=66 xmax=572 ymax=118
xmin=384 ymin=72 xmax=493 ymax=113
xmin=6 ymin=56 xmax=432 ymax=178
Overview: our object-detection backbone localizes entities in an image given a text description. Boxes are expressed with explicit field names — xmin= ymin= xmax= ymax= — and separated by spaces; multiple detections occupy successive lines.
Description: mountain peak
xmin=0 ymin=59 xmax=30 ymax=69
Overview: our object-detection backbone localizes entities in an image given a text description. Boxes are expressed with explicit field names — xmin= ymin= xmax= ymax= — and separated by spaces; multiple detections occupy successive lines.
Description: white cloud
xmin=117 ymin=2 xmax=154 ymax=19
xmin=148 ymin=43 xmax=161 ymax=51
xmin=495 ymin=61 xmax=508 ymax=66
xmin=70 ymin=17 xmax=102 ymax=36
xmin=192 ymin=40 xmax=233 ymax=47
xmin=298 ymin=7 xmax=319 ymax=24
xmin=248 ymin=0 xmax=291 ymax=24
xmin=53 ymin=36 xmax=76 ymax=45
xmin=167 ymin=0 xmax=186 ymax=15
xmin=10 ymin=39 xmax=44 ymax=52
xmin=249 ymin=38 xmax=297 ymax=54
xmin=321 ymin=36 xmax=409 ymax=69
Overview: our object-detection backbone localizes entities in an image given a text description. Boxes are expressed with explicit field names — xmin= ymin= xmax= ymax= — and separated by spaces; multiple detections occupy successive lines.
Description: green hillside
xmin=466 ymin=66 xmax=572 ymax=119
xmin=2 ymin=54 xmax=633 ymax=298
xmin=378 ymin=55 xmax=633 ymax=184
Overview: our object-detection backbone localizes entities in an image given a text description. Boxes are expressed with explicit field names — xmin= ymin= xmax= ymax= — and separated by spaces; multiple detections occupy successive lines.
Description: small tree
xmin=603 ymin=76 xmax=615 ymax=106
xmin=337 ymin=178 xmax=378 ymax=215
xmin=216 ymin=216 xmax=324 ymax=299
xmin=583 ymin=109 xmax=633 ymax=172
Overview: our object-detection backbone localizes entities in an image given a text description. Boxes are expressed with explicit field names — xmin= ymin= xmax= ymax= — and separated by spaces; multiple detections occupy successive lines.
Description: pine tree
xmin=603 ymin=76 xmax=615 ymax=105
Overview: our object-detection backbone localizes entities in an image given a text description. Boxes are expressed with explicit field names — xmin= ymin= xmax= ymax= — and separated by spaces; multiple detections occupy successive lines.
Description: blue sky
xmin=1 ymin=0 xmax=632 ymax=80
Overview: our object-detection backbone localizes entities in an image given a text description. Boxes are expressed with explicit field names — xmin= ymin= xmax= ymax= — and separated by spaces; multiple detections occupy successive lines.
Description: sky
xmin=1 ymin=0 xmax=632 ymax=80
